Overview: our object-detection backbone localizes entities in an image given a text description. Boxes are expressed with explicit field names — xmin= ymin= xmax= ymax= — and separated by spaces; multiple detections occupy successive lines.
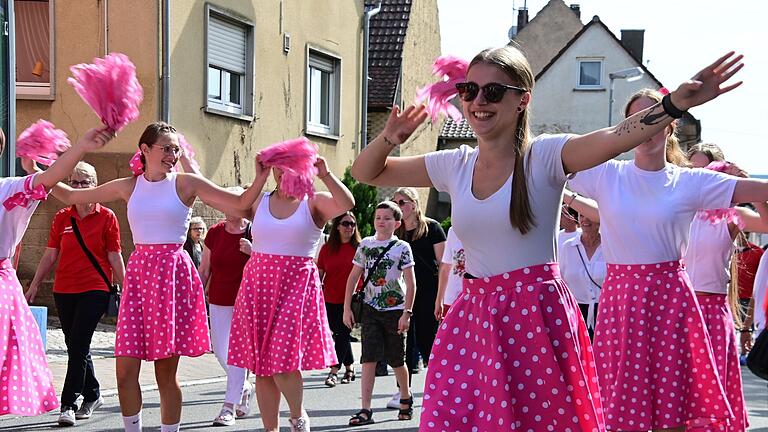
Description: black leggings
xmin=325 ymin=302 xmax=354 ymax=368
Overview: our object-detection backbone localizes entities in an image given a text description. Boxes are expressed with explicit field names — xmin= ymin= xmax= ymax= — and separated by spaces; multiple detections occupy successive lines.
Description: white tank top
xmin=251 ymin=192 xmax=322 ymax=257
xmin=684 ymin=214 xmax=733 ymax=294
xmin=127 ymin=172 xmax=192 ymax=244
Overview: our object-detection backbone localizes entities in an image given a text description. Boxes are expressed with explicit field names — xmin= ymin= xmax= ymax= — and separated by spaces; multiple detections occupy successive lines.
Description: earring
xmin=517 ymin=107 xmax=523 ymax=112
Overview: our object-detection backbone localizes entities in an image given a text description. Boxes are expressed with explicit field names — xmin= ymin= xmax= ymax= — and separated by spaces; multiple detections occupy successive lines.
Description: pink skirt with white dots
xmin=115 ymin=244 xmax=210 ymax=361
xmin=420 ymin=263 xmax=605 ymax=432
xmin=595 ymin=261 xmax=733 ymax=431
xmin=228 ymin=252 xmax=336 ymax=376
xmin=0 ymin=259 xmax=58 ymax=416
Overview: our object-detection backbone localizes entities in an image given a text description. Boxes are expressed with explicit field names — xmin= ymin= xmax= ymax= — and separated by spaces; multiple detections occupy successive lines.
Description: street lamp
xmin=608 ymin=67 xmax=645 ymax=126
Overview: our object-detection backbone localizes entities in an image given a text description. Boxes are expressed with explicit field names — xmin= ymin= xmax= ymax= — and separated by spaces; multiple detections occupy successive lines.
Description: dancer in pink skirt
xmin=684 ymin=143 xmax=768 ymax=432
xmin=352 ymin=45 xmax=745 ymax=432
xmin=227 ymin=157 xmax=354 ymax=432
xmin=0 ymin=126 xmax=113 ymax=416
xmin=568 ymin=87 xmax=768 ymax=431
xmin=53 ymin=122 xmax=264 ymax=432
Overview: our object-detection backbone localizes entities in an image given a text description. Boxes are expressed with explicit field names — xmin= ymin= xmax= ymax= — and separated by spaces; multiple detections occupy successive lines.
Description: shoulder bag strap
xmin=359 ymin=240 xmax=398 ymax=293
xmin=70 ymin=217 xmax=115 ymax=293
xmin=575 ymin=244 xmax=602 ymax=290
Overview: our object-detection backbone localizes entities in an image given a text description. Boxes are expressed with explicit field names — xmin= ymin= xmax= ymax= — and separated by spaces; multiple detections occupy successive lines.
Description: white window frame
xmin=576 ymin=58 xmax=603 ymax=89
xmin=204 ymin=4 xmax=254 ymax=120
xmin=15 ymin=0 xmax=55 ymax=100
xmin=305 ymin=47 xmax=341 ymax=139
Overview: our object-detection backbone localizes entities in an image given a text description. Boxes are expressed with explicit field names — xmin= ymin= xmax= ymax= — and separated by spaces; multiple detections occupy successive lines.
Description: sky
xmin=437 ymin=0 xmax=767 ymax=175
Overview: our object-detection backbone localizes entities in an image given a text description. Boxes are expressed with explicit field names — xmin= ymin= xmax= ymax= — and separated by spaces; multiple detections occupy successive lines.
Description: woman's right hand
xmin=343 ymin=307 xmax=355 ymax=329
xmin=24 ymin=283 xmax=39 ymax=303
xmin=670 ymin=52 xmax=743 ymax=111
xmin=254 ymin=152 xmax=270 ymax=182
xmin=239 ymin=238 xmax=252 ymax=255
xmin=75 ymin=127 xmax=115 ymax=152
xmin=380 ymin=104 xmax=429 ymax=146
xmin=434 ymin=300 xmax=444 ymax=321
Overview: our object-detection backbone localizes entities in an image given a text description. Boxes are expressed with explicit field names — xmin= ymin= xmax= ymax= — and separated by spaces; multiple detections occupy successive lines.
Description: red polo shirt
xmin=204 ymin=221 xmax=251 ymax=306
xmin=47 ymin=204 xmax=121 ymax=294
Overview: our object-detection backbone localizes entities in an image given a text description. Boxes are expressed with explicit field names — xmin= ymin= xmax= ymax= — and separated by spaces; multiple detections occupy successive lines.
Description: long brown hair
xmin=394 ymin=187 xmax=429 ymax=241
xmin=624 ymin=89 xmax=689 ymax=168
xmin=326 ymin=211 xmax=361 ymax=252
xmin=469 ymin=46 xmax=536 ymax=234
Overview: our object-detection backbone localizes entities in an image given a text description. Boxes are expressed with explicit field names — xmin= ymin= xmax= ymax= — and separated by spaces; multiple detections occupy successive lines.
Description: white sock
xmin=122 ymin=412 xmax=142 ymax=432
xmin=160 ymin=423 xmax=181 ymax=432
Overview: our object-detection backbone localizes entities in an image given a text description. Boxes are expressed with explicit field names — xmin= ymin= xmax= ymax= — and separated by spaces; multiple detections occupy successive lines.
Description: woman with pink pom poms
xmin=226 ymin=138 xmax=354 ymax=432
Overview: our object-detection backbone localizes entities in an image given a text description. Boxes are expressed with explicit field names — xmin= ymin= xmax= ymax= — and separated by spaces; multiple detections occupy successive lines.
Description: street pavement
xmin=0 ymin=322 xmax=766 ymax=431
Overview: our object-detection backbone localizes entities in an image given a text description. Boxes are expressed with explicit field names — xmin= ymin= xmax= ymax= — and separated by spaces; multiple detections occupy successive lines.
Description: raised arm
xmin=31 ymin=127 xmax=114 ymax=189
xmin=52 ymin=177 xmax=133 ymax=206
xmin=562 ymin=52 xmax=743 ymax=174
xmin=563 ymin=189 xmax=600 ymax=222
xmin=732 ymin=179 xmax=768 ymax=209
xmin=351 ymin=104 xmax=433 ymax=187
xmin=309 ymin=157 xmax=355 ymax=225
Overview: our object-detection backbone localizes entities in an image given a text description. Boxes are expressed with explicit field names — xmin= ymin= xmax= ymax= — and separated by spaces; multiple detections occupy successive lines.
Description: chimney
xmin=517 ymin=7 xmax=529 ymax=33
xmin=621 ymin=29 xmax=645 ymax=63
xmin=569 ymin=4 xmax=581 ymax=18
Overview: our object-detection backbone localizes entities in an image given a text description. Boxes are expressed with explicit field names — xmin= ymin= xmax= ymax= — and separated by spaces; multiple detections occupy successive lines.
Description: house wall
xmin=512 ymin=0 xmax=582 ymax=76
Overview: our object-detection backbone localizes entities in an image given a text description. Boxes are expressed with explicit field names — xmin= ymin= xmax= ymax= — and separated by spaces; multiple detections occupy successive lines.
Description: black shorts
xmin=360 ymin=304 xmax=406 ymax=367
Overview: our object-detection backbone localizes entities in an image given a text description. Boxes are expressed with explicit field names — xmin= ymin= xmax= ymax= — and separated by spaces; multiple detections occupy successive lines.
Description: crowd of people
xmin=0 ymin=42 xmax=766 ymax=432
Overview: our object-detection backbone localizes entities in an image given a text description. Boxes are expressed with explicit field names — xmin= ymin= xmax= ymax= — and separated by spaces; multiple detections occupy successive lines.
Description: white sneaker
xmin=289 ymin=411 xmax=310 ymax=432
xmin=212 ymin=407 xmax=236 ymax=426
xmin=386 ymin=391 xmax=401 ymax=409
xmin=58 ymin=408 xmax=76 ymax=426
xmin=235 ymin=381 xmax=254 ymax=418
xmin=75 ymin=396 xmax=104 ymax=420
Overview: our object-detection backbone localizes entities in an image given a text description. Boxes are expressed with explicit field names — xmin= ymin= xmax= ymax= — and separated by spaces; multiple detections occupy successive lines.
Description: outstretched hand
xmin=382 ymin=104 xmax=429 ymax=145
xmin=75 ymin=127 xmax=115 ymax=152
xmin=671 ymin=52 xmax=744 ymax=111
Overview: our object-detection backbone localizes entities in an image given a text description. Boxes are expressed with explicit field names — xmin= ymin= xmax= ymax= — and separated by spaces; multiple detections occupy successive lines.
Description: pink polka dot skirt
xmin=420 ymin=263 xmax=605 ymax=432
xmin=595 ymin=261 xmax=733 ymax=431
xmin=692 ymin=294 xmax=747 ymax=431
xmin=228 ymin=252 xmax=337 ymax=376
xmin=115 ymin=244 xmax=211 ymax=361
xmin=0 ymin=259 xmax=58 ymax=416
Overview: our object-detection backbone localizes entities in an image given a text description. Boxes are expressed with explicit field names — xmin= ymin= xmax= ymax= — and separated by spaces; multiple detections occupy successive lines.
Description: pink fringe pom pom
xmin=177 ymin=133 xmax=200 ymax=173
xmin=68 ymin=53 xmax=144 ymax=133
xmin=698 ymin=161 xmax=744 ymax=228
xmin=416 ymin=55 xmax=469 ymax=123
xmin=15 ymin=120 xmax=71 ymax=166
xmin=259 ymin=137 xmax=319 ymax=199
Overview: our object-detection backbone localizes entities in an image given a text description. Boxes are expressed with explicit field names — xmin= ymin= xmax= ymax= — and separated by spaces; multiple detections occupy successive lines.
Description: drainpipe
xmin=161 ymin=0 xmax=170 ymax=122
xmin=361 ymin=1 xmax=381 ymax=149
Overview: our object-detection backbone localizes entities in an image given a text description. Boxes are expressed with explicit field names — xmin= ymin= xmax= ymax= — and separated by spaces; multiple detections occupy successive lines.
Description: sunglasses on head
xmin=455 ymin=82 xmax=527 ymax=103
xmin=340 ymin=221 xmax=356 ymax=228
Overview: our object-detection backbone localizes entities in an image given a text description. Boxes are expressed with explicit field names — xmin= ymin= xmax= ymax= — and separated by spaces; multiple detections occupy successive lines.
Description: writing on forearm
xmin=614 ymin=102 xmax=667 ymax=137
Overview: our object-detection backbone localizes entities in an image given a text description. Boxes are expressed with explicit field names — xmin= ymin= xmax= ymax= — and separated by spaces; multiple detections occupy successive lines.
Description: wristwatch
xmin=404 ymin=309 xmax=413 ymax=316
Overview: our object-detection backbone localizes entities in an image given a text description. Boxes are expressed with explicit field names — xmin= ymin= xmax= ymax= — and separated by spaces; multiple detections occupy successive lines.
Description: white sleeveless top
xmin=127 ymin=172 xmax=192 ymax=244
xmin=251 ymin=192 xmax=322 ymax=257
xmin=684 ymin=215 xmax=733 ymax=295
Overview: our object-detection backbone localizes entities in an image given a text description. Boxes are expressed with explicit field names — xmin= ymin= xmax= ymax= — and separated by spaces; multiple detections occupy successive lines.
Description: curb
xmin=100 ymin=376 xmax=228 ymax=398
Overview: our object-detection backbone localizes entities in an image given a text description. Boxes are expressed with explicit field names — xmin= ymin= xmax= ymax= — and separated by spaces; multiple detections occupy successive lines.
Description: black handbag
xmin=747 ymin=328 xmax=768 ymax=380
xmin=70 ymin=217 xmax=121 ymax=317
xmin=351 ymin=240 xmax=397 ymax=323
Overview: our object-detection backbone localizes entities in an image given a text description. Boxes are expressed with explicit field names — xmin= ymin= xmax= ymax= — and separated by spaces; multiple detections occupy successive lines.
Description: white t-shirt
xmin=352 ymin=236 xmax=415 ymax=311
xmin=684 ymin=215 xmax=733 ymax=295
xmin=0 ymin=174 xmax=45 ymax=260
xmin=753 ymin=251 xmax=768 ymax=330
xmin=425 ymin=134 xmax=574 ymax=277
xmin=557 ymin=229 xmax=581 ymax=254
xmin=440 ymin=227 xmax=465 ymax=305
xmin=568 ymin=160 xmax=737 ymax=264
xmin=558 ymin=234 xmax=605 ymax=304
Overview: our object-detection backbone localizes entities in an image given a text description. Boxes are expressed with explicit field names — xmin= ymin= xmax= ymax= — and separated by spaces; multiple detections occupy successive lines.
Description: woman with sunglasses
xmin=25 ymin=162 xmax=125 ymax=427
xmin=51 ymin=122 xmax=265 ymax=432
xmin=317 ymin=211 xmax=361 ymax=388
xmin=351 ymin=45 xmax=745 ymax=431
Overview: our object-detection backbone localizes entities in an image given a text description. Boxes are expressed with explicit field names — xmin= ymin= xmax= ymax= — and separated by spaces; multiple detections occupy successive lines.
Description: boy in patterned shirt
xmin=343 ymin=201 xmax=416 ymax=425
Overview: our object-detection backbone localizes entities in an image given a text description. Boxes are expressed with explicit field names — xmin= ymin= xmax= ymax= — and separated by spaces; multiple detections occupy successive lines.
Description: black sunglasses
xmin=455 ymin=82 xmax=527 ymax=103
xmin=340 ymin=221 xmax=356 ymax=228
xmin=395 ymin=199 xmax=412 ymax=207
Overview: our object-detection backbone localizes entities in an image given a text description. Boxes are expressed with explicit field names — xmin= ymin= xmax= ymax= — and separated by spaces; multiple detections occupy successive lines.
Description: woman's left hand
xmin=315 ymin=157 xmax=330 ymax=178
xmin=671 ymin=52 xmax=744 ymax=111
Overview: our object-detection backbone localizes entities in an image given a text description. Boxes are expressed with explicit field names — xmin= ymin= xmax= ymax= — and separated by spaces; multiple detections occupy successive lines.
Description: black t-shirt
xmin=403 ymin=219 xmax=446 ymax=306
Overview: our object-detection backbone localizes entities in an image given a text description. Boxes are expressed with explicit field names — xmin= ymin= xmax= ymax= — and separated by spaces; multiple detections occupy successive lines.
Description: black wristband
xmin=661 ymin=94 xmax=685 ymax=119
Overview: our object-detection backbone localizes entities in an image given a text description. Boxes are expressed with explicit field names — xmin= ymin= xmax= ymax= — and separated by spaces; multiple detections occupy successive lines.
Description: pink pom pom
xmin=698 ymin=161 xmax=744 ymax=228
xmin=416 ymin=55 xmax=469 ymax=123
xmin=259 ymin=138 xmax=319 ymax=199
xmin=15 ymin=120 xmax=71 ymax=166
xmin=68 ymin=53 xmax=144 ymax=133
xmin=705 ymin=161 xmax=729 ymax=173
xmin=177 ymin=133 xmax=200 ymax=173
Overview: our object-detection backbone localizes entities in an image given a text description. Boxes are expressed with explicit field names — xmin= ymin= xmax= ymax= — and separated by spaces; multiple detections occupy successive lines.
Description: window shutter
xmin=209 ymin=14 xmax=247 ymax=74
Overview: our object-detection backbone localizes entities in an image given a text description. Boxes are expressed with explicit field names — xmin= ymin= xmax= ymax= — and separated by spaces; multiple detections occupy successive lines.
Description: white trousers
xmin=210 ymin=304 xmax=249 ymax=405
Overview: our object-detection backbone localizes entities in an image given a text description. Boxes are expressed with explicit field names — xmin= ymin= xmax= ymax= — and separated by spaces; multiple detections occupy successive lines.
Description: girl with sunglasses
xmin=0 ymin=125 xmax=113 ymax=418
xmin=317 ymin=211 xmax=362 ymax=387
xmin=351 ymin=45 xmax=744 ymax=431
xmin=51 ymin=122 xmax=265 ymax=432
